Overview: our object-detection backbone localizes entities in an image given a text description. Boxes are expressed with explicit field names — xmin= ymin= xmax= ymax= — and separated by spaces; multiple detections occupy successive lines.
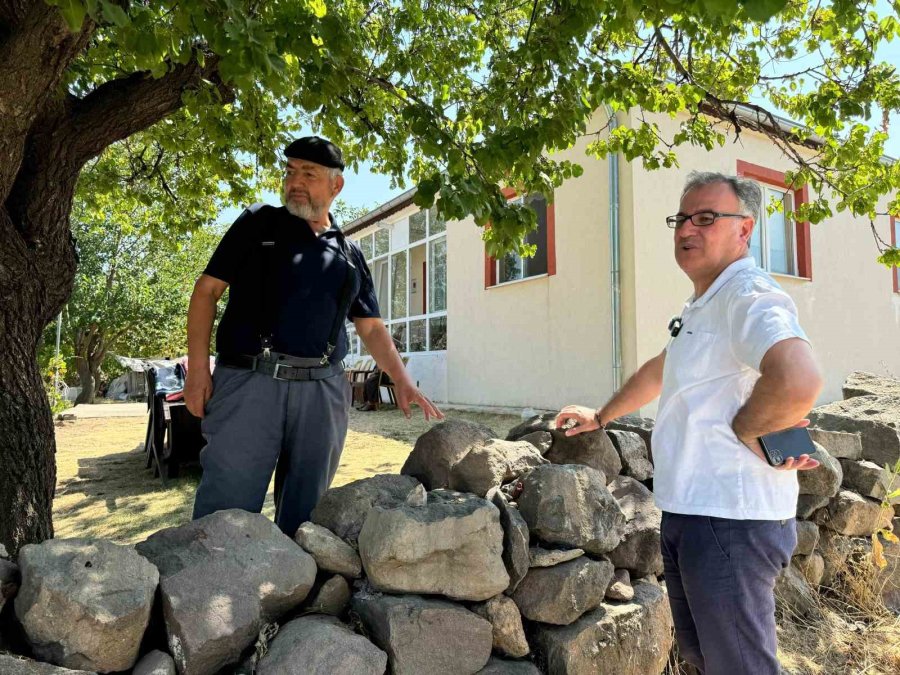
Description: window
xmin=737 ymin=160 xmax=812 ymax=279
xmin=349 ymin=205 xmax=448 ymax=356
xmin=485 ymin=191 xmax=556 ymax=287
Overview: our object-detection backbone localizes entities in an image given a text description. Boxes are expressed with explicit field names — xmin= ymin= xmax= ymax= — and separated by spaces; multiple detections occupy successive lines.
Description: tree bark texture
xmin=0 ymin=0 xmax=227 ymax=554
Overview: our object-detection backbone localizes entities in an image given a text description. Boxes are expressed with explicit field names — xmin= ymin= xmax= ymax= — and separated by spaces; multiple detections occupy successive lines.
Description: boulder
xmin=792 ymin=552 xmax=825 ymax=587
xmin=797 ymin=443 xmax=842 ymax=497
xmin=352 ymin=589 xmax=492 ymax=675
xmin=0 ymin=655 xmax=96 ymax=675
xmin=304 ymin=574 xmax=351 ymax=616
xmin=0 ymin=558 xmax=19 ymax=614
xmin=531 ymin=580 xmax=673 ymax=675
xmin=814 ymin=490 xmax=885 ymax=537
xmin=517 ymin=464 xmax=626 ymax=555
xmin=839 ymin=459 xmax=894 ymax=500
xmin=808 ymin=428 xmax=862 ymax=460
xmin=544 ymin=430 xmax=622 ymax=479
xmin=605 ymin=568 xmax=634 ymax=602
xmin=796 ymin=494 xmax=830 ymax=519
xmin=294 ymin=522 xmax=362 ymax=578
xmin=472 ymin=595 xmax=530 ymax=658
xmin=15 ymin=538 xmax=158 ymax=673
xmin=510 ymin=557 xmax=613 ymax=625
xmin=607 ymin=430 xmax=653 ymax=481
xmin=358 ymin=489 xmax=509 ymax=601
xmin=487 ymin=488 xmax=530 ymax=594
xmin=606 ymin=476 xmax=663 ymax=577
xmin=506 ymin=413 xmax=557 ymax=441
xmin=450 ymin=439 xmax=548 ymax=497
xmin=794 ymin=520 xmax=820 ymax=556
xmin=401 ymin=419 xmax=497 ymax=490
xmin=519 ymin=431 xmax=553 ymax=455
xmin=310 ymin=474 xmax=426 ymax=545
xmin=842 ymin=371 xmax=900 ymax=399
xmin=529 ymin=547 xmax=584 ymax=568
xmin=808 ymin=396 xmax=900 ymax=466
xmin=135 ymin=510 xmax=317 ymax=675
xmin=606 ymin=416 xmax=656 ymax=461
xmin=775 ymin=564 xmax=820 ymax=619
xmin=132 ymin=651 xmax=176 ymax=675
xmin=255 ymin=615 xmax=387 ymax=675
xmin=477 ymin=658 xmax=543 ymax=674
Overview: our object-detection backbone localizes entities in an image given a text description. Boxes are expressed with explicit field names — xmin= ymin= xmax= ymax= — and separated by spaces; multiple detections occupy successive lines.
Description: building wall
xmin=445 ymin=108 xmax=620 ymax=409
xmin=623 ymin=110 xmax=900 ymax=412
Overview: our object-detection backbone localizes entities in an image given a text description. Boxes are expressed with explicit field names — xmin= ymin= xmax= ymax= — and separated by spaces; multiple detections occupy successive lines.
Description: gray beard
xmin=285 ymin=199 xmax=324 ymax=221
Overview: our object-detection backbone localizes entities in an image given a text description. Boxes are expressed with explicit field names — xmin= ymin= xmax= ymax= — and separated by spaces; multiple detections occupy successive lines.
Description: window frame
xmin=484 ymin=188 xmax=557 ymax=288
xmin=736 ymin=160 xmax=812 ymax=279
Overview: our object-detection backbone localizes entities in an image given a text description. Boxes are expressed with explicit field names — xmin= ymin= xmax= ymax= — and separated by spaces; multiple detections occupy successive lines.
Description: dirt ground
xmin=52 ymin=406 xmax=519 ymax=544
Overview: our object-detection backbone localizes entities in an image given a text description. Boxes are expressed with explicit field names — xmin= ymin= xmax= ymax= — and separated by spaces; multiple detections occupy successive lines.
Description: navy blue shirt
xmin=204 ymin=205 xmax=380 ymax=362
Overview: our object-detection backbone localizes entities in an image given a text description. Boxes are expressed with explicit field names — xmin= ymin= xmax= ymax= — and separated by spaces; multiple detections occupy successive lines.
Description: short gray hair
xmin=328 ymin=167 xmax=343 ymax=181
xmin=681 ymin=171 xmax=762 ymax=223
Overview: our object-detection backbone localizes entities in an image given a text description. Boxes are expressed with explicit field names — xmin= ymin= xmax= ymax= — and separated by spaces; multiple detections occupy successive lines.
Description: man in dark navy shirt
xmin=185 ymin=136 xmax=442 ymax=536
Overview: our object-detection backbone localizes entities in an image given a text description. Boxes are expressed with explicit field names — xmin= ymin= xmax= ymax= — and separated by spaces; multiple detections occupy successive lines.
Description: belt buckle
xmin=272 ymin=362 xmax=290 ymax=381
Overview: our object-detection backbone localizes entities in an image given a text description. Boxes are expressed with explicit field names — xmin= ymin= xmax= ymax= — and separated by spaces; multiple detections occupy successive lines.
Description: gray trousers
xmin=661 ymin=512 xmax=796 ymax=675
xmin=192 ymin=365 xmax=351 ymax=536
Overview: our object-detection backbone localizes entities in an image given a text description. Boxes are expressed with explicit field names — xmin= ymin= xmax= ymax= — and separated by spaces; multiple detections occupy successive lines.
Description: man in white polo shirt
xmin=556 ymin=171 xmax=823 ymax=674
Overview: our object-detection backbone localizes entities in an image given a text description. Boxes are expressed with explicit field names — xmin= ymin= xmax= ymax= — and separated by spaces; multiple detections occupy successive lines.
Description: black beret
xmin=284 ymin=136 xmax=345 ymax=170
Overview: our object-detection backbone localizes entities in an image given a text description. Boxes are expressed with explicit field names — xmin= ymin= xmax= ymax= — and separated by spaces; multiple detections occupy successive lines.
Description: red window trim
xmin=484 ymin=188 xmax=557 ymax=288
xmin=736 ymin=160 xmax=812 ymax=280
xmin=892 ymin=215 xmax=899 ymax=294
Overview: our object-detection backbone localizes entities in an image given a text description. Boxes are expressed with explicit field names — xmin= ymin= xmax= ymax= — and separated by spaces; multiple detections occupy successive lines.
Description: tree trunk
xmin=74 ymin=358 xmax=95 ymax=405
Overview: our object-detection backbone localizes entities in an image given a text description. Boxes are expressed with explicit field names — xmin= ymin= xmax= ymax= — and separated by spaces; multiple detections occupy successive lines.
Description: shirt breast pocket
xmin=667 ymin=330 xmax=720 ymax=387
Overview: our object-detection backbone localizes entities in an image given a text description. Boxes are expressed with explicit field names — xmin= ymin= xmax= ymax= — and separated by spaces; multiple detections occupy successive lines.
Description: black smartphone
xmin=758 ymin=427 xmax=818 ymax=467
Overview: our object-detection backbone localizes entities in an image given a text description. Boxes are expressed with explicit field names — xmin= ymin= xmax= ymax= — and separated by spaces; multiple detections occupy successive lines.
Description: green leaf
xmin=53 ymin=0 xmax=87 ymax=32
xmin=100 ymin=0 xmax=129 ymax=28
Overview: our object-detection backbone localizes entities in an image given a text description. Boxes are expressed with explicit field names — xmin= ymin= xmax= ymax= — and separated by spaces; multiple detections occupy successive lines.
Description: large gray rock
xmin=796 ymin=494 xmax=830 ymax=519
xmin=519 ymin=431 xmax=553 ymax=455
xmin=401 ymin=419 xmax=497 ymax=490
xmin=775 ymin=564 xmax=820 ymax=619
xmin=450 ymin=439 xmax=549 ymax=497
xmin=797 ymin=443 xmax=842 ymax=497
xmin=606 ymin=416 xmax=655 ymax=461
xmin=358 ymin=489 xmax=509 ymax=601
xmin=606 ymin=476 xmax=663 ymax=578
xmin=506 ymin=412 xmax=557 ymax=441
xmin=814 ymin=490 xmax=885 ymax=536
xmin=135 ymin=510 xmax=317 ymax=675
xmin=529 ymin=546 xmax=584 ymax=568
xmin=510 ymin=557 xmax=614 ymax=625
xmin=531 ymin=580 xmax=673 ymax=675
xmin=808 ymin=428 xmax=863 ymax=460
xmin=517 ymin=465 xmax=626 ymax=555
xmin=792 ymin=552 xmax=825 ymax=587
xmin=808 ymin=396 xmax=900 ymax=466
xmin=842 ymin=371 xmax=900 ymax=399
xmin=352 ymin=589 xmax=492 ymax=675
xmin=15 ymin=538 xmax=158 ymax=673
xmin=839 ymin=459 xmax=894 ymax=500
xmin=794 ymin=520 xmax=820 ymax=556
xmin=605 ymin=568 xmax=634 ymax=601
xmin=294 ymin=522 xmax=362 ymax=578
xmin=0 ymin=558 xmax=18 ymax=614
xmin=487 ymin=488 xmax=530 ymax=594
xmin=310 ymin=474 xmax=426 ymax=545
xmin=472 ymin=595 xmax=530 ymax=658
xmin=607 ymin=430 xmax=653 ymax=481
xmin=304 ymin=574 xmax=351 ymax=616
xmin=256 ymin=615 xmax=387 ymax=675
xmin=0 ymin=655 xmax=96 ymax=675
xmin=477 ymin=658 xmax=543 ymax=674
xmin=132 ymin=651 xmax=176 ymax=675
xmin=544 ymin=430 xmax=622 ymax=479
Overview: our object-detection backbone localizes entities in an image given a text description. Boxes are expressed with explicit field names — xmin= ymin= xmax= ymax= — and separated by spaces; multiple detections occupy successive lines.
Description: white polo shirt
xmin=651 ymin=256 xmax=809 ymax=520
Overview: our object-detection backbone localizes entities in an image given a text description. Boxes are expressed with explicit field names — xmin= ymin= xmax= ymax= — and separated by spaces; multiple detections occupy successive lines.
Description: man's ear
xmin=332 ymin=174 xmax=345 ymax=198
xmin=741 ymin=217 xmax=755 ymax=247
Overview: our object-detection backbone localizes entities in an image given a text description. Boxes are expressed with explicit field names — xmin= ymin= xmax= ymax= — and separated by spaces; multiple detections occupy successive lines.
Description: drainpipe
xmin=603 ymin=103 xmax=623 ymax=391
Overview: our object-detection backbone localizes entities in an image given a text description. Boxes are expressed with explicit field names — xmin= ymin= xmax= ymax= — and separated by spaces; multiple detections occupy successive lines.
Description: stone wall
xmin=0 ymin=371 xmax=898 ymax=675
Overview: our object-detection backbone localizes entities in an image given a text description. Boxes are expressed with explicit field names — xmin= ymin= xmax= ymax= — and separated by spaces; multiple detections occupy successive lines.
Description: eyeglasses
xmin=666 ymin=210 xmax=749 ymax=229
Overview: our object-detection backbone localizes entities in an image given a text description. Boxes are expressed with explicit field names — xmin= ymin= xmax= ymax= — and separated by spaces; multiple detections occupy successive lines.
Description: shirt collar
xmin=688 ymin=256 xmax=755 ymax=309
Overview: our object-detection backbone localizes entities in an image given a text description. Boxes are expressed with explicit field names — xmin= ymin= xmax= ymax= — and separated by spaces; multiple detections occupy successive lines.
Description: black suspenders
xmin=251 ymin=205 xmax=357 ymax=364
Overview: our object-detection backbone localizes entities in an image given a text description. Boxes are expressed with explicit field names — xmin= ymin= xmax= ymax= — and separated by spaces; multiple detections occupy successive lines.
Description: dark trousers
xmin=660 ymin=512 xmax=797 ymax=675
xmin=192 ymin=365 xmax=351 ymax=537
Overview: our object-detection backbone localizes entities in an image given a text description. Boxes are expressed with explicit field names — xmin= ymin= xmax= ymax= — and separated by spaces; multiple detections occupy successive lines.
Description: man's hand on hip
xmin=184 ymin=369 xmax=213 ymax=418
xmin=555 ymin=405 xmax=600 ymax=436
xmin=394 ymin=379 xmax=444 ymax=421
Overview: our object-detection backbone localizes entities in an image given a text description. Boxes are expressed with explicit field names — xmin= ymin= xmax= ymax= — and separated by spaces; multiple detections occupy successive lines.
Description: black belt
xmin=217 ymin=353 xmax=344 ymax=381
